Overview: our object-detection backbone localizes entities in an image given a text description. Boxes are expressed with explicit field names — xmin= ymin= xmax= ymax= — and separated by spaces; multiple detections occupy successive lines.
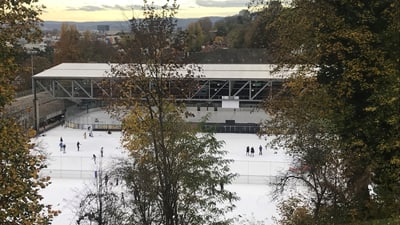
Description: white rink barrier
xmin=40 ymin=169 xmax=94 ymax=179
xmin=45 ymin=156 xmax=290 ymax=178
xmin=42 ymin=154 xmax=291 ymax=185
xmin=234 ymin=175 xmax=282 ymax=185
xmin=41 ymin=169 xmax=284 ymax=185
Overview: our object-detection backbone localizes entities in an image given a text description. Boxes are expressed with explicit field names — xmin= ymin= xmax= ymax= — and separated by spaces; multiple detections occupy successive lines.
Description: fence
xmin=40 ymin=168 xmax=282 ymax=185
xmin=41 ymin=156 xmax=290 ymax=185
xmin=202 ymin=123 xmax=260 ymax=133
xmin=64 ymin=120 xmax=122 ymax=130
xmin=64 ymin=108 xmax=122 ymax=130
xmin=41 ymin=169 xmax=94 ymax=179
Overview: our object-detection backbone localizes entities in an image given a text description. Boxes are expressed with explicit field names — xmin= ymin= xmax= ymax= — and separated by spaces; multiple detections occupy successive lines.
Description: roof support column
xmin=228 ymin=80 xmax=232 ymax=97
xmin=32 ymin=77 xmax=39 ymax=133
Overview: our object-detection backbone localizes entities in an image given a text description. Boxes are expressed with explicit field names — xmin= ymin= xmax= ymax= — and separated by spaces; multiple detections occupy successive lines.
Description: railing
xmin=41 ymin=156 xmax=291 ymax=185
xmin=64 ymin=120 xmax=122 ymax=130
xmin=40 ymin=168 xmax=283 ymax=185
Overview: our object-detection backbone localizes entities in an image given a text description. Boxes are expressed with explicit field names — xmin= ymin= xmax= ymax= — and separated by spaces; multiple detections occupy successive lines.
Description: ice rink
xmin=35 ymin=123 xmax=294 ymax=224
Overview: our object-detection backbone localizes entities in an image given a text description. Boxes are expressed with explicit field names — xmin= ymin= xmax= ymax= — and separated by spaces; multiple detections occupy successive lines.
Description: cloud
xmin=195 ymin=0 xmax=247 ymax=7
xmin=66 ymin=4 xmax=136 ymax=12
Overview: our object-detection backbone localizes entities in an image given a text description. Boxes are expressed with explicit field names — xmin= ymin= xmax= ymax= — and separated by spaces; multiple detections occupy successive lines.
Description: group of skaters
xmin=58 ymin=126 xmax=99 ymax=155
xmin=246 ymin=145 xmax=264 ymax=157
xmin=92 ymin=147 xmax=104 ymax=164
xmin=59 ymin=137 xmax=84 ymax=153
xmin=58 ymin=135 xmax=104 ymax=162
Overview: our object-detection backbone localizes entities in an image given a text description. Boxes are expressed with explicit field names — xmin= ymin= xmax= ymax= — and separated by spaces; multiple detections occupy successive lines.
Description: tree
xmin=0 ymin=120 xmax=57 ymax=224
xmin=103 ymin=1 xmax=238 ymax=224
xmin=256 ymin=0 xmax=400 ymax=222
xmin=78 ymin=30 xmax=119 ymax=63
xmin=298 ymin=1 xmax=399 ymax=220
xmin=261 ymin=76 xmax=349 ymax=224
xmin=186 ymin=22 xmax=205 ymax=52
xmin=75 ymin=160 xmax=124 ymax=225
xmin=0 ymin=1 xmax=58 ymax=223
xmin=15 ymin=46 xmax=53 ymax=92
xmin=246 ymin=1 xmax=283 ymax=50
xmin=54 ymin=23 xmax=81 ymax=63
xmin=212 ymin=12 xmax=252 ymax=48
xmin=198 ymin=17 xmax=213 ymax=41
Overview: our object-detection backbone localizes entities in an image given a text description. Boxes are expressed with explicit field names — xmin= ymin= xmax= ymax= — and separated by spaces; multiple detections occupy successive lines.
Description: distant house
xmin=24 ymin=42 xmax=47 ymax=53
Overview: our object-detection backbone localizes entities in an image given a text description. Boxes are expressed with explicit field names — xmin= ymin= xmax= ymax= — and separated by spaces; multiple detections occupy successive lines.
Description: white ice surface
xmin=36 ymin=125 xmax=294 ymax=225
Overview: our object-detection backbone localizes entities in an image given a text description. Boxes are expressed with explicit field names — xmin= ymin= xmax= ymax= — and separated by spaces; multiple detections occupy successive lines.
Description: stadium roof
xmin=33 ymin=63 xmax=297 ymax=80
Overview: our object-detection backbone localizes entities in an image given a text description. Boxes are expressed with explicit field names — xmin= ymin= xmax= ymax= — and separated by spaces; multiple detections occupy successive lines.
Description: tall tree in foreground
xmin=106 ymin=1 xmax=237 ymax=224
xmin=261 ymin=76 xmax=348 ymax=224
xmin=255 ymin=0 xmax=400 ymax=223
xmin=0 ymin=0 xmax=57 ymax=224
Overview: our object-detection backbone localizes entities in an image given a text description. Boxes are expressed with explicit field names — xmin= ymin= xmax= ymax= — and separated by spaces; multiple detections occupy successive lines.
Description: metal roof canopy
xmin=33 ymin=63 xmax=295 ymax=80
xmin=32 ymin=63 xmax=295 ymax=131
xmin=32 ymin=63 xmax=293 ymax=102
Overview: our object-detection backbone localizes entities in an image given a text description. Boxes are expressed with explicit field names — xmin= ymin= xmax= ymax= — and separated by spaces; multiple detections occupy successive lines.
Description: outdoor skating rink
xmin=36 ymin=124 xmax=296 ymax=225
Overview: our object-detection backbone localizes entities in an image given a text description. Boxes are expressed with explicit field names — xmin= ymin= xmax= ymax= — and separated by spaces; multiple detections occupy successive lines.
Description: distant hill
xmin=42 ymin=17 xmax=223 ymax=32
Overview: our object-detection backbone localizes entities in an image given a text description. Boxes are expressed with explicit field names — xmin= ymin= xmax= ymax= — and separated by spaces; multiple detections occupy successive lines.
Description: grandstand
xmin=29 ymin=63 xmax=294 ymax=133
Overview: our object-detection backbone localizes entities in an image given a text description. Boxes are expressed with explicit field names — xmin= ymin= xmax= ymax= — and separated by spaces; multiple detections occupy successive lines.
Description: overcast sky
xmin=39 ymin=0 xmax=249 ymax=22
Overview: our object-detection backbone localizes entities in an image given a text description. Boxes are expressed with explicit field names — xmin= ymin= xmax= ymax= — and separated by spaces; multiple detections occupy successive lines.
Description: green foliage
xmin=102 ymin=1 xmax=238 ymax=224
xmin=348 ymin=216 xmax=400 ymax=225
xmin=0 ymin=0 xmax=57 ymax=223
xmin=310 ymin=1 xmax=399 ymax=219
xmin=261 ymin=76 xmax=350 ymax=224
xmin=118 ymin=108 xmax=237 ymax=224
xmin=14 ymin=47 xmax=54 ymax=92
xmin=0 ymin=0 xmax=42 ymax=108
xmin=246 ymin=1 xmax=284 ymax=50
xmin=257 ymin=0 xmax=400 ymax=223
xmin=186 ymin=22 xmax=206 ymax=52
xmin=274 ymin=197 xmax=314 ymax=225
xmin=212 ymin=11 xmax=252 ymax=48
xmin=54 ymin=24 xmax=118 ymax=64
xmin=0 ymin=118 xmax=58 ymax=224
xmin=53 ymin=23 xmax=81 ymax=63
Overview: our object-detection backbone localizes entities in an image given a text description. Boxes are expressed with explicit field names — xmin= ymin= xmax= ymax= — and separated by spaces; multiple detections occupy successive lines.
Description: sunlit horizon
xmin=38 ymin=0 xmax=248 ymax=22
